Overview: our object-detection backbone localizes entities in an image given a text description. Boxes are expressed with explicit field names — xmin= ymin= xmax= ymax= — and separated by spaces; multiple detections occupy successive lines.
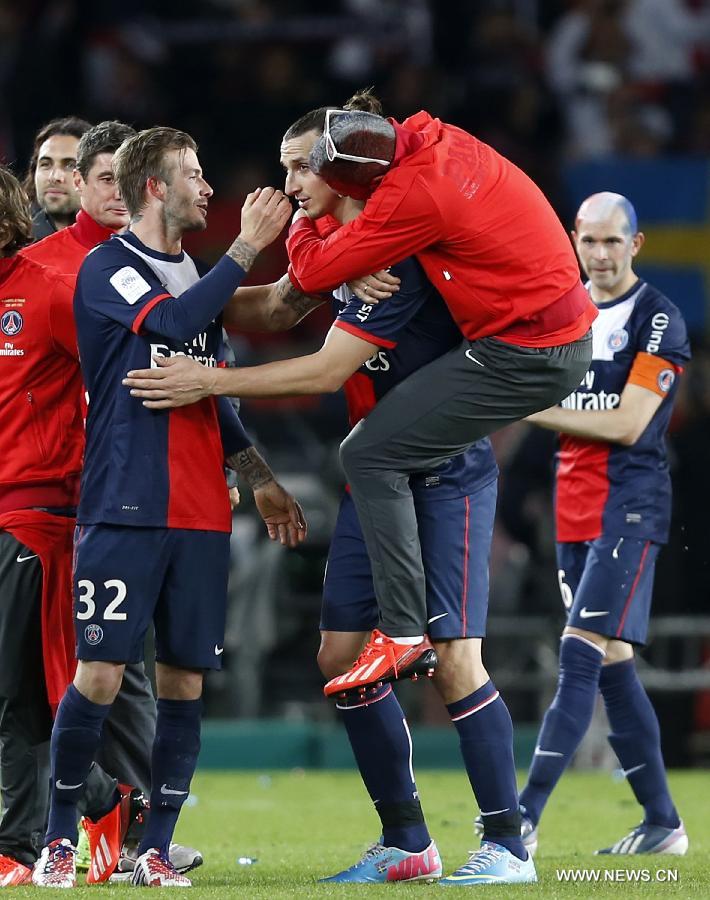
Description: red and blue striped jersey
xmin=74 ymin=232 xmax=250 ymax=533
xmin=333 ymin=255 xmax=498 ymax=501
xmin=555 ymin=279 xmax=690 ymax=544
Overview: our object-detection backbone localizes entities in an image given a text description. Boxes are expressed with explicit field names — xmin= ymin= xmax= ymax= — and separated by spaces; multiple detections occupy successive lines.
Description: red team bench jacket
xmin=0 ymin=254 xmax=83 ymax=511
xmin=0 ymin=253 xmax=83 ymax=709
xmin=288 ymin=110 xmax=597 ymax=346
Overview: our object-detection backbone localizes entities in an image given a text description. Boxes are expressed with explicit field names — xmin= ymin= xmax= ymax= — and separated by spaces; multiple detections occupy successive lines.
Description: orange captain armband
xmin=627 ymin=352 xmax=681 ymax=397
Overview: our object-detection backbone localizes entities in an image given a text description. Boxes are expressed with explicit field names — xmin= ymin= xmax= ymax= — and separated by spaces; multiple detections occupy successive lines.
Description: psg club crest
xmin=657 ymin=369 xmax=675 ymax=393
xmin=0 ymin=310 xmax=23 ymax=337
xmin=84 ymin=623 xmax=104 ymax=645
xmin=607 ymin=328 xmax=628 ymax=352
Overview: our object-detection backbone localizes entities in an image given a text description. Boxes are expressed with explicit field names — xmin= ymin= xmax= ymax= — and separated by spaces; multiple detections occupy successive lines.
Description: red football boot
xmin=83 ymin=785 xmax=145 ymax=884
xmin=324 ymin=629 xmax=438 ymax=698
xmin=0 ymin=853 xmax=32 ymax=886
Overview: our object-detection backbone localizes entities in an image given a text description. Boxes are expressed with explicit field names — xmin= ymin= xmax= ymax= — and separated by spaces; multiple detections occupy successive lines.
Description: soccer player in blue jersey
xmin=513 ymin=192 xmax=691 ymax=856
xmin=32 ymin=127 xmax=305 ymax=889
xmin=124 ymin=99 xmax=537 ymax=886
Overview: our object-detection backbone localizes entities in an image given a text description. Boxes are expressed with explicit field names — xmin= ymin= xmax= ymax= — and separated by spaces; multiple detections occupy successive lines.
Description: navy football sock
xmin=337 ymin=685 xmax=431 ymax=853
xmin=447 ymin=681 xmax=525 ymax=860
xmin=599 ymin=659 xmax=680 ymax=828
xmin=46 ymin=684 xmax=112 ymax=845
xmin=139 ymin=698 xmax=202 ymax=857
xmin=520 ymin=634 xmax=604 ymax=827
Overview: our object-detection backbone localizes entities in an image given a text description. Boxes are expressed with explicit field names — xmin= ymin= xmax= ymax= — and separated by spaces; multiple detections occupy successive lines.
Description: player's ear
xmin=631 ymin=231 xmax=645 ymax=256
xmin=146 ymin=176 xmax=166 ymax=202
xmin=73 ymin=168 xmax=83 ymax=193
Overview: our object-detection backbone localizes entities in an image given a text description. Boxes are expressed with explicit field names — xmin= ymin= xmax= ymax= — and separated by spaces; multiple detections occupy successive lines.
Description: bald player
xmin=515 ymin=193 xmax=691 ymax=856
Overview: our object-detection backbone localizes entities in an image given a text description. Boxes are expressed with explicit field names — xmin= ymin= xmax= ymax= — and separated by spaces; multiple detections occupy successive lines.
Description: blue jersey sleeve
xmin=76 ymin=244 xmax=170 ymax=331
xmin=333 ymin=257 xmax=437 ymax=348
xmin=217 ymin=396 xmax=252 ymax=457
xmin=77 ymin=244 xmax=248 ymax=343
xmin=634 ymin=292 xmax=691 ymax=368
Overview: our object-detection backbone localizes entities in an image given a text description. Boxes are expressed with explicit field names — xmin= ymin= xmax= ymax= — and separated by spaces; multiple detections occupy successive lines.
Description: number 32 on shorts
xmin=76 ymin=579 xmax=128 ymax=621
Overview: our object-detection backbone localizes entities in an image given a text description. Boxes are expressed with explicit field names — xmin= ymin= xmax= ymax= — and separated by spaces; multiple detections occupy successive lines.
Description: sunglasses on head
xmin=323 ymin=109 xmax=391 ymax=167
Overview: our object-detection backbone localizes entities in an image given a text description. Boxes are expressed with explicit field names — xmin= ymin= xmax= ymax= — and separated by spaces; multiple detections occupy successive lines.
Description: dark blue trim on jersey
xmin=336 ymin=257 xmax=435 ymax=344
xmin=587 ymin=278 xmax=645 ymax=310
xmin=120 ymin=231 xmax=186 ymax=263
xmin=142 ymin=255 xmax=247 ymax=342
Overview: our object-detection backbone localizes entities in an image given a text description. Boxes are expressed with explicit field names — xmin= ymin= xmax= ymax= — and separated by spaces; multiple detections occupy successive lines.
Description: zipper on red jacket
xmin=26 ymin=391 xmax=49 ymax=461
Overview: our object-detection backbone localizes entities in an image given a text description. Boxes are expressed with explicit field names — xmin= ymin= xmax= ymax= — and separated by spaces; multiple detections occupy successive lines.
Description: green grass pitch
xmin=16 ymin=770 xmax=708 ymax=897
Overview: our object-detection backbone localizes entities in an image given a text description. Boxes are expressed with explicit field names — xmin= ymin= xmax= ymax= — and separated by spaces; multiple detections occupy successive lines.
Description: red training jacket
xmin=0 ymin=254 xmax=82 ymax=513
xmin=22 ymin=208 xmax=114 ymax=280
xmin=288 ymin=111 xmax=596 ymax=347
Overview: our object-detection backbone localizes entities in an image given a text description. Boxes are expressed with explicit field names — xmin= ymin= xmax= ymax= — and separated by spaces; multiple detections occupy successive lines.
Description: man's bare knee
xmin=431 ymin=638 xmax=488 ymax=704
xmin=155 ymin=663 xmax=203 ymax=701
xmin=603 ymin=639 xmax=634 ymax=665
xmin=318 ymin=631 xmax=368 ymax=681
xmin=74 ymin=660 xmax=125 ymax=705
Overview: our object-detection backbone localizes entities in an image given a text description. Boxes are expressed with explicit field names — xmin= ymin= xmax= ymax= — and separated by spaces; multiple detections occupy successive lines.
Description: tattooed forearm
xmin=275 ymin=275 xmax=323 ymax=319
xmin=226 ymin=446 xmax=274 ymax=490
xmin=228 ymin=238 xmax=259 ymax=272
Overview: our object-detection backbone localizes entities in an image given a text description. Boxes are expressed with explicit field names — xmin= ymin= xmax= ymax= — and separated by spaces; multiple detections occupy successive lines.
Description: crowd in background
xmin=1 ymin=0 xmax=709 ymax=760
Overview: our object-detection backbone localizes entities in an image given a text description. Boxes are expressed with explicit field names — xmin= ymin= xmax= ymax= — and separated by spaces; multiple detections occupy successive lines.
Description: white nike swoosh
xmin=534 ymin=746 xmax=564 ymax=758
xmin=56 ymin=779 xmax=83 ymax=790
xmin=621 ymin=763 xmax=646 ymax=778
xmin=465 ymin=349 xmax=485 ymax=367
xmin=16 ymin=553 xmax=38 ymax=563
xmin=214 ymin=645 xmax=224 ymax=655
xmin=160 ymin=784 xmax=188 ymax=796
xmin=579 ymin=608 xmax=609 ymax=619
xmin=427 ymin=613 xmax=449 ymax=625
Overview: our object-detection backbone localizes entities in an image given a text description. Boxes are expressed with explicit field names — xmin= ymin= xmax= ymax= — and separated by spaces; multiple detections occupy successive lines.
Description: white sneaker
xmin=130 ymin=848 xmax=192 ymax=887
xmin=32 ymin=839 xmax=77 ymax=889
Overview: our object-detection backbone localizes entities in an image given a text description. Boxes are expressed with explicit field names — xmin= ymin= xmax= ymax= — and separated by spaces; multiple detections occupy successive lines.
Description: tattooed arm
xmin=226 ymin=446 xmax=307 ymax=546
xmin=223 ymin=273 xmax=325 ymax=333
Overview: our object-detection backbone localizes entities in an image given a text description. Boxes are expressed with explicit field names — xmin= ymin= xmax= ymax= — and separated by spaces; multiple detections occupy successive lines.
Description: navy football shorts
xmin=557 ymin=535 xmax=660 ymax=645
xmin=73 ymin=524 xmax=230 ymax=669
xmin=321 ymin=479 xmax=496 ymax=640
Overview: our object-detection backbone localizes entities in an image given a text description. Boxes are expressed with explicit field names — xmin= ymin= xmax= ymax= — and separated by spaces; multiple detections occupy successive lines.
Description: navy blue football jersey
xmin=332 ymin=256 xmax=498 ymax=500
xmin=556 ymin=279 xmax=691 ymax=543
xmin=74 ymin=232 xmax=248 ymax=532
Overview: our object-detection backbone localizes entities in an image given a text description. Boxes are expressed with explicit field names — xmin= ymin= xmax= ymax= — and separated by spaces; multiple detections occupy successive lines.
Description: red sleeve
xmin=286 ymin=174 xmax=444 ymax=292
xmin=48 ymin=275 xmax=79 ymax=360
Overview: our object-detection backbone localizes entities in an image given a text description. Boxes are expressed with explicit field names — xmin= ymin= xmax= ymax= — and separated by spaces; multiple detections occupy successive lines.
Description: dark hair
xmin=343 ymin=87 xmax=384 ymax=116
xmin=23 ymin=116 xmax=92 ymax=201
xmin=0 ymin=165 xmax=33 ymax=255
xmin=76 ymin=120 xmax=136 ymax=180
xmin=283 ymin=88 xmax=385 ymax=141
xmin=112 ymin=127 xmax=197 ymax=219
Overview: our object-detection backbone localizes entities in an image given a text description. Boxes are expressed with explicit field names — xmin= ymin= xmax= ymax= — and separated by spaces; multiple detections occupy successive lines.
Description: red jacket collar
xmin=389 ymin=111 xmax=441 ymax=169
xmin=0 ymin=255 xmax=22 ymax=288
xmin=68 ymin=209 xmax=115 ymax=249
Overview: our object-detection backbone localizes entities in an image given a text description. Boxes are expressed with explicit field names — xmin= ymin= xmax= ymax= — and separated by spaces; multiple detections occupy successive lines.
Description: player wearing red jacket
xmin=0 ymin=165 xmax=83 ymax=887
xmin=121 ymin=103 xmax=597 ymax=696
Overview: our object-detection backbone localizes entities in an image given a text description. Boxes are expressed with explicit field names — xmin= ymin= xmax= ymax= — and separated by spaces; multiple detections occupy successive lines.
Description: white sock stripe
xmin=480 ymin=807 xmax=511 ymax=816
xmin=450 ymin=690 xmax=500 ymax=722
xmin=562 ymin=633 xmax=606 ymax=656
xmin=402 ymin=717 xmax=415 ymax=786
